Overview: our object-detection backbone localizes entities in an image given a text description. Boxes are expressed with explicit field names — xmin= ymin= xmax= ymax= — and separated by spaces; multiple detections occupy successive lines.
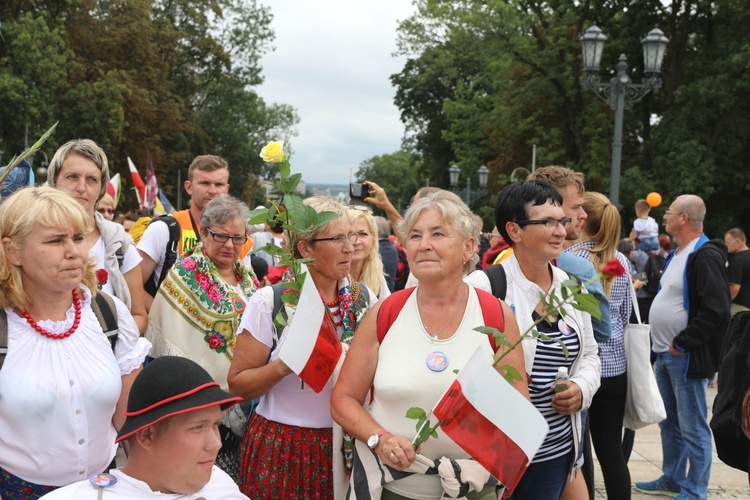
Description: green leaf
xmin=281 ymin=173 xmax=302 ymax=193
xmin=430 ymin=429 xmax=439 ymax=439
xmin=311 ymin=210 xmax=342 ymax=229
xmin=283 ymin=194 xmax=309 ymax=230
xmin=501 ymin=365 xmax=523 ymax=382
xmin=278 ymin=158 xmax=291 ymax=179
xmin=247 ymin=208 xmax=269 ymax=225
xmin=405 ymin=407 xmax=427 ymax=420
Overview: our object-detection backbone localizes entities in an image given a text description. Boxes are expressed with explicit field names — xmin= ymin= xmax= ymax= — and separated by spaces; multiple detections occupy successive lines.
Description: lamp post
xmin=449 ymin=164 xmax=490 ymax=206
xmin=580 ymin=25 xmax=668 ymax=206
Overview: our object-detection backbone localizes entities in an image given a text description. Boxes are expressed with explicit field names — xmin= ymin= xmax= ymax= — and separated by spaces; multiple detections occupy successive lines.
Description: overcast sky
xmin=257 ymin=0 xmax=416 ymax=185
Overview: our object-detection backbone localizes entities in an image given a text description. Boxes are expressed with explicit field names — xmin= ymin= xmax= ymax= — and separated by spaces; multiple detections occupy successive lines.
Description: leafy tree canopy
xmin=392 ymin=0 xmax=750 ymax=235
xmin=0 ymin=0 xmax=299 ymax=209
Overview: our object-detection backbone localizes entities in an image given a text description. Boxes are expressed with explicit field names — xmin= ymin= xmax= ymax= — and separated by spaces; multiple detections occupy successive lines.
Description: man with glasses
xmin=635 ymin=195 xmax=730 ymax=500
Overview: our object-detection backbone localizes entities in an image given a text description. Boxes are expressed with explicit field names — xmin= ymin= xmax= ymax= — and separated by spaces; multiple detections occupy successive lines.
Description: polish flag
xmin=106 ymin=173 xmax=121 ymax=207
xmin=278 ymin=268 xmax=343 ymax=393
xmin=432 ymin=347 xmax=548 ymax=497
xmin=127 ymin=157 xmax=146 ymax=208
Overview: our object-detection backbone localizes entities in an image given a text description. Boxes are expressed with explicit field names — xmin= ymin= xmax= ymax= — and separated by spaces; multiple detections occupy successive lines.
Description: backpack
xmin=144 ymin=215 xmax=182 ymax=297
xmin=644 ymin=251 xmax=667 ymax=296
xmin=394 ymin=244 xmax=410 ymax=291
xmin=0 ymin=291 xmax=119 ymax=369
xmin=710 ymin=310 xmax=750 ymax=472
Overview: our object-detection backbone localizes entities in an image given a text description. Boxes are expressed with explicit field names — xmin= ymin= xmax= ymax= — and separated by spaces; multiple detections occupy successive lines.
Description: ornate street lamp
xmin=448 ymin=164 xmax=490 ymax=206
xmin=580 ymin=26 xmax=668 ymax=206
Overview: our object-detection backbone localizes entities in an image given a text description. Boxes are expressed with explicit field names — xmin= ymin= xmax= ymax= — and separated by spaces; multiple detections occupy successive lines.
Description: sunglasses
xmin=97 ymin=208 xmax=115 ymax=215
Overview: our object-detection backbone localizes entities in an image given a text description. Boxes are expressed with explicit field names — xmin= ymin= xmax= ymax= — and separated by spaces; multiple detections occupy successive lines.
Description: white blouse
xmin=0 ymin=286 xmax=151 ymax=486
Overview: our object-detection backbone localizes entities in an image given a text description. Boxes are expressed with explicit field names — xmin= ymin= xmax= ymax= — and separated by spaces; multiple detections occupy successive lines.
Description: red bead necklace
xmin=22 ymin=290 xmax=82 ymax=340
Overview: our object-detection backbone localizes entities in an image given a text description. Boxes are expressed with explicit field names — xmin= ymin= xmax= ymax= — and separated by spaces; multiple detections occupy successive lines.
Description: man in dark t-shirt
xmin=725 ymin=227 xmax=750 ymax=314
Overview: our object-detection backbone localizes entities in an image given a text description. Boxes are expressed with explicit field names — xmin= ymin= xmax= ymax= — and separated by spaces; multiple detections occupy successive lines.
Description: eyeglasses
xmin=516 ymin=217 xmax=572 ymax=229
xmin=664 ymin=210 xmax=684 ymax=217
xmin=206 ymin=228 xmax=248 ymax=245
xmin=310 ymin=233 xmax=360 ymax=247
xmin=97 ymin=208 xmax=115 ymax=215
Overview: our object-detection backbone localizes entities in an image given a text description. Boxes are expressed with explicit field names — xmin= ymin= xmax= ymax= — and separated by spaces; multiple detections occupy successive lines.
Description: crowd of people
xmin=0 ymin=137 xmax=743 ymax=500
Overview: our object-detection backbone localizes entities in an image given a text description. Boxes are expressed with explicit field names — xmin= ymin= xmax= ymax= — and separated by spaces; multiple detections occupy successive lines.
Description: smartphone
xmin=634 ymin=272 xmax=648 ymax=283
xmin=349 ymin=182 xmax=367 ymax=207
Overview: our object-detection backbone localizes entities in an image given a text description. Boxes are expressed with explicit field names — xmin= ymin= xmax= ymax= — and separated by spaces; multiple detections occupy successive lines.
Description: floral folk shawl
xmin=147 ymin=243 xmax=258 ymax=390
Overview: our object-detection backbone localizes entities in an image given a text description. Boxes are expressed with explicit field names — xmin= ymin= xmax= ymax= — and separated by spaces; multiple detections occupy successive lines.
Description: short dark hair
xmin=494 ymin=181 xmax=563 ymax=244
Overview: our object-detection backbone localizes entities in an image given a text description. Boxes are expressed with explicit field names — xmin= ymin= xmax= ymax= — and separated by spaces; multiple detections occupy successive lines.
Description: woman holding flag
xmin=228 ymin=197 xmax=376 ymax=499
xmin=331 ymin=190 xmax=529 ymax=499
xmin=47 ymin=139 xmax=148 ymax=334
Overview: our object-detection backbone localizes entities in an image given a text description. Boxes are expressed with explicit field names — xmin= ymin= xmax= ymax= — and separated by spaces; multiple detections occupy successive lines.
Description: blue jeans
xmin=507 ymin=449 xmax=574 ymax=500
xmin=655 ymin=352 xmax=712 ymax=499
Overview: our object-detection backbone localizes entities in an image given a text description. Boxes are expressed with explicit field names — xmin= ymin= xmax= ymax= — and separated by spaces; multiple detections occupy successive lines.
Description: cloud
xmin=257 ymin=0 xmax=415 ymax=184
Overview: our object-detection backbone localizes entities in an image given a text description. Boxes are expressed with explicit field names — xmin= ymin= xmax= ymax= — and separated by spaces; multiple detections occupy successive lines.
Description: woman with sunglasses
xmin=46 ymin=140 xmax=149 ymax=334
xmin=229 ymin=197 xmax=377 ymax=499
xmin=490 ymin=181 xmax=601 ymax=499
xmin=147 ymin=194 xmax=259 ymax=481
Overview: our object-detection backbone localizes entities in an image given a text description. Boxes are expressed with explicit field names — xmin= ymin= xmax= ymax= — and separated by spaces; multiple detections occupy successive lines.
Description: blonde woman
xmin=568 ymin=191 xmax=632 ymax=500
xmin=348 ymin=207 xmax=391 ymax=300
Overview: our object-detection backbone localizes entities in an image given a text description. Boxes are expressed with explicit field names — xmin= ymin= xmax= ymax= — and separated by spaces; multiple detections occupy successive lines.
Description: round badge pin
xmin=426 ymin=351 xmax=449 ymax=372
xmin=558 ymin=318 xmax=574 ymax=336
xmin=89 ymin=473 xmax=117 ymax=488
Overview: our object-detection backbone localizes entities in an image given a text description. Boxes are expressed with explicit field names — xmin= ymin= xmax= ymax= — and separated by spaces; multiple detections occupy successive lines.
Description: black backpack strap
xmin=0 ymin=309 xmax=7 ymax=370
xmin=270 ymin=282 xmax=285 ymax=353
xmin=92 ymin=292 xmax=119 ymax=351
xmin=115 ymin=245 xmax=125 ymax=269
xmin=144 ymin=216 xmax=181 ymax=297
xmin=482 ymin=264 xmax=507 ymax=300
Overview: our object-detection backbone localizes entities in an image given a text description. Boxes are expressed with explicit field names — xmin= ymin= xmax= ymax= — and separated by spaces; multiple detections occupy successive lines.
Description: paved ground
xmin=592 ymin=385 xmax=750 ymax=499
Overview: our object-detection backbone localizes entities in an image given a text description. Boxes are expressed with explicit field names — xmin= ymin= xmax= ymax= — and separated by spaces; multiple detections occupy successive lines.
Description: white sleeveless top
xmin=370 ymin=286 xmax=496 ymax=499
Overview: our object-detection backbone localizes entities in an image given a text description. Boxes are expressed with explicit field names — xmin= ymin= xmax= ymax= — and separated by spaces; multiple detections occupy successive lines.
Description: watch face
xmin=367 ymin=433 xmax=379 ymax=449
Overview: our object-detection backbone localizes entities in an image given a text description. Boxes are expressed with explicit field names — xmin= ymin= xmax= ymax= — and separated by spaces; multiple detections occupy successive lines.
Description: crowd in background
xmin=0 ymin=139 xmax=746 ymax=500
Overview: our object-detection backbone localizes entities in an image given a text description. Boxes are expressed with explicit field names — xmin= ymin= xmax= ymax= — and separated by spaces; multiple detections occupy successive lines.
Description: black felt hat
xmin=116 ymin=356 xmax=242 ymax=442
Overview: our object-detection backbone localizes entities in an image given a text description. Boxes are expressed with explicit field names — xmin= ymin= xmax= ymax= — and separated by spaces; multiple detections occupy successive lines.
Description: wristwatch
xmin=367 ymin=429 xmax=389 ymax=450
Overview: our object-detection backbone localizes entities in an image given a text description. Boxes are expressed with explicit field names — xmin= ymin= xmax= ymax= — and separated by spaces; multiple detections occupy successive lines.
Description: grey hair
xmin=396 ymin=190 xmax=479 ymax=274
xmin=674 ymin=194 xmax=705 ymax=229
xmin=200 ymin=195 xmax=250 ymax=233
xmin=47 ymin=139 xmax=110 ymax=204
xmin=374 ymin=216 xmax=391 ymax=239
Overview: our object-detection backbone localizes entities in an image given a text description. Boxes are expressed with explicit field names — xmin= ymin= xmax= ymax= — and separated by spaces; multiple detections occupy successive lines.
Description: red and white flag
xmin=145 ymin=152 xmax=158 ymax=210
xmin=127 ymin=157 xmax=146 ymax=208
xmin=278 ymin=268 xmax=343 ymax=393
xmin=432 ymin=347 xmax=548 ymax=497
xmin=106 ymin=173 xmax=121 ymax=207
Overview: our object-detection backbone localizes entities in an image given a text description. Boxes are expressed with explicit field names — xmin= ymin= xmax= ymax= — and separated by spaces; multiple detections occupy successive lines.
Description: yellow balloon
xmin=646 ymin=192 xmax=662 ymax=207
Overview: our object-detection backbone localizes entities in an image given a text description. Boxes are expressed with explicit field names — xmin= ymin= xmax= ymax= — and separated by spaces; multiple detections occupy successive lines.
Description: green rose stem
xmin=407 ymin=262 xmax=624 ymax=449
xmin=249 ymin=141 xmax=340 ymax=325
xmin=0 ymin=121 xmax=58 ymax=188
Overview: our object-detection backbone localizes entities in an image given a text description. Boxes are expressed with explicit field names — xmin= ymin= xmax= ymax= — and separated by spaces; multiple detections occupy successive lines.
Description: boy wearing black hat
xmin=41 ymin=357 xmax=248 ymax=499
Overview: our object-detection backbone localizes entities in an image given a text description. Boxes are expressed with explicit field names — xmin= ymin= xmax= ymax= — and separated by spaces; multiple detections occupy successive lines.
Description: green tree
xmin=392 ymin=0 xmax=750 ymax=232
xmin=0 ymin=0 xmax=299 ymax=210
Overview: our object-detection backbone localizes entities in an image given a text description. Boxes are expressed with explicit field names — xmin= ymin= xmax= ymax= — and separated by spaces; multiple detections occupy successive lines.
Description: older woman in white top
xmin=332 ymin=190 xmax=527 ymax=499
xmin=47 ymin=139 xmax=148 ymax=334
xmin=0 ymin=187 xmax=150 ymax=499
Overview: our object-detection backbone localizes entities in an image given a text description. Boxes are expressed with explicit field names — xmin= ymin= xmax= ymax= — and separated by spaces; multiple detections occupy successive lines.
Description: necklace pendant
xmin=426 ymin=351 xmax=449 ymax=372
